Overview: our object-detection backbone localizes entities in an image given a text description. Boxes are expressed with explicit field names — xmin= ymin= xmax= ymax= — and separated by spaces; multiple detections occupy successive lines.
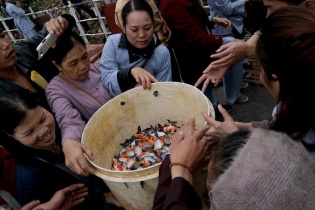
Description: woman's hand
xmin=22 ymin=184 xmax=88 ymax=210
xmin=201 ymin=105 xmax=239 ymax=140
xmin=62 ymin=139 xmax=95 ymax=176
xmin=45 ymin=16 xmax=69 ymax=35
xmin=212 ymin=17 xmax=231 ymax=30
xmin=195 ymin=40 xmax=249 ymax=89
xmin=131 ymin=67 xmax=158 ymax=90
xmin=169 ymin=118 xmax=210 ymax=184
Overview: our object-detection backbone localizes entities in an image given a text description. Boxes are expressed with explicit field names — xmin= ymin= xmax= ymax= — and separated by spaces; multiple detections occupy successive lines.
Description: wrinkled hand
xmin=170 ymin=119 xmax=210 ymax=183
xmin=210 ymin=39 xmax=247 ymax=66
xmin=131 ymin=67 xmax=158 ymax=90
xmin=173 ymin=118 xmax=215 ymax=173
xmin=63 ymin=139 xmax=95 ymax=176
xmin=194 ymin=67 xmax=227 ymax=92
xmin=212 ymin=17 xmax=231 ymax=30
xmin=194 ymin=40 xmax=248 ymax=90
xmin=22 ymin=184 xmax=88 ymax=210
xmin=194 ymin=73 xmax=214 ymax=93
xmin=172 ymin=118 xmax=196 ymax=140
xmin=201 ymin=105 xmax=239 ymax=141
xmin=209 ymin=40 xmax=248 ymax=77
xmin=45 ymin=16 xmax=69 ymax=35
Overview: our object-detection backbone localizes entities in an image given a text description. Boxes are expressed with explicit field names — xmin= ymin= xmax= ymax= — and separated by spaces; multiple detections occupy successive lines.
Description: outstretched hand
xmin=131 ymin=67 xmax=158 ymax=90
xmin=170 ymin=118 xmax=210 ymax=183
xmin=210 ymin=40 xmax=248 ymax=67
xmin=195 ymin=40 xmax=249 ymax=90
xmin=201 ymin=105 xmax=239 ymax=141
xmin=63 ymin=138 xmax=96 ymax=176
xmin=21 ymin=184 xmax=88 ymax=210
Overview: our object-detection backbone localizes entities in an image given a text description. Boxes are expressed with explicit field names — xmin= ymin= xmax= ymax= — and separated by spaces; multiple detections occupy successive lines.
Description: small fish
xmin=134 ymin=146 xmax=142 ymax=155
xmin=129 ymin=161 xmax=141 ymax=170
xmin=167 ymin=119 xmax=177 ymax=125
xmin=164 ymin=136 xmax=171 ymax=145
xmin=112 ymin=156 xmax=126 ymax=171
xmin=120 ymin=138 xmax=134 ymax=149
xmin=142 ymin=142 xmax=154 ymax=152
xmin=111 ymin=120 xmax=181 ymax=171
xmin=154 ymin=138 xmax=164 ymax=150
xmin=137 ymin=126 xmax=142 ymax=134
xmin=140 ymin=158 xmax=154 ymax=168
xmin=157 ymin=131 xmax=165 ymax=137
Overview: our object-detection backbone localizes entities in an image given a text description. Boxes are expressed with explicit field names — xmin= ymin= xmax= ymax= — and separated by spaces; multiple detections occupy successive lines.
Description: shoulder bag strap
xmin=35 ymin=156 xmax=94 ymax=189
xmin=58 ymin=74 xmax=103 ymax=106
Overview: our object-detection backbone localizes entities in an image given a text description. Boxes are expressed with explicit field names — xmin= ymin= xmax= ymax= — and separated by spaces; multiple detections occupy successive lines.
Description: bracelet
xmin=169 ymin=162 xmax=195 ymax=176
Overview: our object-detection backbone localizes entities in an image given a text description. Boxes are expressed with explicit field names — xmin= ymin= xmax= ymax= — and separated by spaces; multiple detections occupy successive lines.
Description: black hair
xmin=0 ymin=89 xmax=41 ymax=135
xmin=121 ymin=0 xmax=154 ymax=27
xmin=208 ymin=130 xmax=250 ymax=188
xmin=52 ymin=31 xmax=86 ymax=65
xmin=0 ymin=89 xmax=62 ymax=161
xmin=256 ymin=6 xmax=315 ymax=140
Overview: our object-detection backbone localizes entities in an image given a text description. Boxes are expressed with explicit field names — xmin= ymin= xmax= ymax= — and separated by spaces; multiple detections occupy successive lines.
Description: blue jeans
xmin=204 ymin=83 xmax=218 ymax=108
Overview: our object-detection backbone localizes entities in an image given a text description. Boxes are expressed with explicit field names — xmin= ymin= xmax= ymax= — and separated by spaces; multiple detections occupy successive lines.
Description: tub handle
xmin=140 ymin=181 xmax=155 ymax=197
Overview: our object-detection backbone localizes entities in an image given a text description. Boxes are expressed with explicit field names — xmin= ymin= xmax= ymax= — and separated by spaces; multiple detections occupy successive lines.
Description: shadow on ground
xmin=212 ymin=82 xmax=276 ymax=122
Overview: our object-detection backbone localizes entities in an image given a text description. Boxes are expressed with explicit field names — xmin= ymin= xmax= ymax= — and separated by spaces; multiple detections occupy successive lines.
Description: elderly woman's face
xmin=123 ymin=10 xmax=154 ymax=49
xmin=54 ymin=43 xmax=90 ymax=80
xmin=0 ymin=30 xmax=17 ymax=69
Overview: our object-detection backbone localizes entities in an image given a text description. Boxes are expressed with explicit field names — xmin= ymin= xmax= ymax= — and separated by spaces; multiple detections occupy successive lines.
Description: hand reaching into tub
xmin=131 ymin=67 xmax=158 ymax=90
xmin=169 ymin=118 xmax=210 ymax=184
xmin=63 ymin=138 xmax=96 ymax=176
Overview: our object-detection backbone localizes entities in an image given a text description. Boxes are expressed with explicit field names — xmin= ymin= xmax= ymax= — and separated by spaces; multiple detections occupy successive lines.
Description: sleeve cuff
xmin=223 ymin=37 xmax=235 ymax=44
xmin=117 ymin=68 xmax=136 ymax=92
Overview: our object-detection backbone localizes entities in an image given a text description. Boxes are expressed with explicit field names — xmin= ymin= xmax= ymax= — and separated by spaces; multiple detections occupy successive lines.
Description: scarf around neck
xmin=118 ymin=33 xmax=161 ymax=60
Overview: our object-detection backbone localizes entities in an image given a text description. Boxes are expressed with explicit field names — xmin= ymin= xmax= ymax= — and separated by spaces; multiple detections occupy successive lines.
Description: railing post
xmin=28 ymin=7 xmax=37 ymax=19
xmin=91 ymin=0 xmax=110 ymax=39
xmin=3 ymin=0 xmax=119 ymax=43
xmin=67 ymin=1 xmax=90 ymax=44
xmin=0 ymin=18 xmax=15 ymax=41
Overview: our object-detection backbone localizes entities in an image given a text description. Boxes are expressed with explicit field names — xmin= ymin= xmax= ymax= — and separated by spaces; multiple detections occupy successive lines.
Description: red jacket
xmin=0 ymin=147 xmax=16 ymax=205
xmin=152 ymin=155 xmax=201 ymax=210
xmin=161 ymin=0 xmax=223 ymax=85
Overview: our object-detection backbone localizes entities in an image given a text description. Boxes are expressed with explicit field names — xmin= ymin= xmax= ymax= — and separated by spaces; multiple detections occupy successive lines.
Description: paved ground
xmin=212 ymin=78 xmax=276 ymax=123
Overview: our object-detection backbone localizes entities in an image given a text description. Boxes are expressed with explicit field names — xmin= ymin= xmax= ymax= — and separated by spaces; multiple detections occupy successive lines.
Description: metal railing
xmin=1 ymin=0 xmax=210 ymax=44
xmin=1 ymin=0 xmax=110 ymax=44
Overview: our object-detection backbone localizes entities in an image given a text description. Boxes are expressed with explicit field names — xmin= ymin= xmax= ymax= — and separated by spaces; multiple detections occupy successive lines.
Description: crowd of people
xmin=1 ymin=0 xmax=315 ymax=209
